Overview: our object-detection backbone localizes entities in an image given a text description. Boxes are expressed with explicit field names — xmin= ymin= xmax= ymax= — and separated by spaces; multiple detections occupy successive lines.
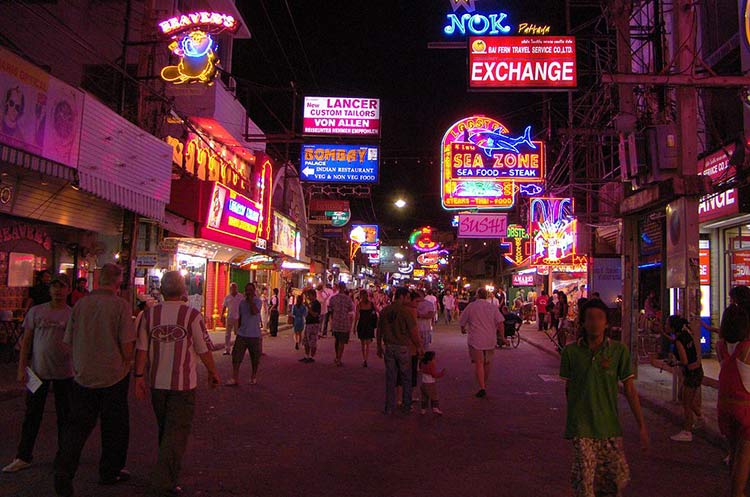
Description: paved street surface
xmin=0 ymin=323 xmax=727 ymax=497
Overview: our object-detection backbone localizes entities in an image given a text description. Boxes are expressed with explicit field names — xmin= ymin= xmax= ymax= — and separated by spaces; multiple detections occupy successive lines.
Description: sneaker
xmin=432 ymin=408 xmax=443 ymax=416
xmin=475 ymin=389 xmax=487 ymax=398
xmin=299 ymin=357 xmax=308 ymax=362
xmin=670 ymin=430 xmax=693 ymax=442
xmin=249 ymin=377 xmax=258 ymax=385
xmin=420 ymin=409 xmax=427 ymax=415
xmin=2 ymin=458 xmax=31 ymax=473
xmin=99 ymin=469 xmax=131 ymax=485
xmin=222 ymin=351 xmax=230 ymax=356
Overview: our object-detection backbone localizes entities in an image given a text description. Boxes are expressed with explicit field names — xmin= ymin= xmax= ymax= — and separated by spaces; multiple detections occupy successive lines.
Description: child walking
xmin=420 ymin=351 xmax=445 ymax=415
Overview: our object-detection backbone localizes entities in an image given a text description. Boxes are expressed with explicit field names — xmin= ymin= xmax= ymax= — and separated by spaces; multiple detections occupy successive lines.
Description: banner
xmin=0 ymin=47 xmax=84 ymax=168
xmin=458 ymin=213 xmax=508 ymax=238
xmin=303 ymin=97 xmax=380 ymax=136
xmin=469 ymin=36 xmax=577 ymax=90
xmin=300 ymin=144 xmax=379 ymax=183
xmin=205 ymin=183 xmax=261 ymax=243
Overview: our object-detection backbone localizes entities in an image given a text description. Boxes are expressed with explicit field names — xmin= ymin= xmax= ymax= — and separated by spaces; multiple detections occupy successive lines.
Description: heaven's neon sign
xmin=159 ymin=12 xmax=238 ymax=35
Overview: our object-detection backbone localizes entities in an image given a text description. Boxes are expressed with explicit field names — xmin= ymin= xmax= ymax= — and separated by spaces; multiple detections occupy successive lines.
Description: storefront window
xmin=177 ymin=253 xmax=206 ymax=311
xmin=726 ymin=225 xmax=750 ymax=291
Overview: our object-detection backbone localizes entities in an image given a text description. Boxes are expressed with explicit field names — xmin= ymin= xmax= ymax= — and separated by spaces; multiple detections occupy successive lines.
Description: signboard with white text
xmin=698 ymin=144 xmax=739 ymax=223
xmin=300 ymin=144 xmax=379 ymax=183
xmin=303 ymin=97 xmax=380 ymax=136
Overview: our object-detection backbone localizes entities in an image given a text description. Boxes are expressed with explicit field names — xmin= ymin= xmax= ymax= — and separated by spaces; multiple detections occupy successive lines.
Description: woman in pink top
xmin=717 ymin=303 xmax=750 ymax=497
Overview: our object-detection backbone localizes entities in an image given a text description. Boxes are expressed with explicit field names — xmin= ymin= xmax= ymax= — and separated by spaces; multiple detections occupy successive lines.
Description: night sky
xmin=234 ymin=0 xmax=567 ymax=239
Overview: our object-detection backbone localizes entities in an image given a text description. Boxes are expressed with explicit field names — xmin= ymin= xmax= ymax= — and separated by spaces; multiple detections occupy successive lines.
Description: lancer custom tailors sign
xmin=300 ymin=144 xmax=379 ymax=183
xmin=469 ymin=36 xmax=577 ymax=90
xmin=303 ymin=97 xmax=380 ymax=136
xmin=441 ymin=115 xmax=545 ymax=210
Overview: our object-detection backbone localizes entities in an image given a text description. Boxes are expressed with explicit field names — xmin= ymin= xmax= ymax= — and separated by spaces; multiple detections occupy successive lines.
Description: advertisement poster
xmin=205 ymin=183 xmax=261 ymax=243
xmin=732 ymin=251 xmax=750 ymax=287
xmin=698 ymin=145 xmax=738 ymax=223
xmin=590 ymin=257 xmax=622 ymax=308
xmin=699 ymin=239 xmax=711 ymax=286
xmin=303 ymin=97 xmax=380 ymax=136
xmin=300 ymin=144 xmax=379 ymax=183
xmin=350 ymin=224 xmax=379 ymax=246
xmin=272 ymin=212 xmax=298 ymax=258
xmin=469 ymin=36 xmax=577 ymax=90
xmin=441 ymin=116 xmax=545 ymax=210
xmin=0 ymin=47 xmax=84 ymax=168
xmin=458 ymin=213 xmax=508 ymax=238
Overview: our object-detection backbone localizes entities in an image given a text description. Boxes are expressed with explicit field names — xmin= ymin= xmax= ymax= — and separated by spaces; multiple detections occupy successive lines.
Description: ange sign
xmin=303 ymin=97 xmax=380 ymax=136
xmin=300 ymin=144 xmax=379 ymax=184
xmin=469 ymin=36 xmax=577 ymax=90
xmin=458 ymin=213 xmax=508 ymax=238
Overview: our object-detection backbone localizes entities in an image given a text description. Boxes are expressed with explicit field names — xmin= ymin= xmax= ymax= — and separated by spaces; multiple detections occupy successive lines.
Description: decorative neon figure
xmin=409 ymin=227 xmax=441 ymax=252
xmin=161 ymin=30 xmax=218 ymax=85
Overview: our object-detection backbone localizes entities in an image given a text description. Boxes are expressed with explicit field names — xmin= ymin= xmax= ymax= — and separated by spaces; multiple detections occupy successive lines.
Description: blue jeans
xmin=384 ymin=344 xmax=411 ymax=412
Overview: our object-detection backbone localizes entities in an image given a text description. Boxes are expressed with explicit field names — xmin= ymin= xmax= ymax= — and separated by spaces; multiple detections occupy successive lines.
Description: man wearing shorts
xmin=226 ymin=283 xmax=262 ymax=386
xmin=459 ymin=288 xmax=505 ymax=398
xmin=221 ymin=283 xmax=243 ymax=355
xmin=301 ymin=290 xmax=321 ymax=363
xmin=328 ymin=282 xmax=354 ymax=366
xmin=560 ymin=299 xmax=649 ymax=497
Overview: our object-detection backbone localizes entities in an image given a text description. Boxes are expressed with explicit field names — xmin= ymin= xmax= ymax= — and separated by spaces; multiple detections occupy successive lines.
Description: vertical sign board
xmin=529 ymin=197 xmax=581 ymax=267
xmin=469 ymin=36 xmax=577 ymax=90
xmin=303 ymin=97 xmax=380 ymax=136
xmin=441 ymin=116 xmax=545 ymax=210
xmin=698 ymin=144 xmax=739 ymax=223
xmin=458 ymin=213 xmax=508 ymax=238
xmin=300 ymin=144 xmax=379 ymax=184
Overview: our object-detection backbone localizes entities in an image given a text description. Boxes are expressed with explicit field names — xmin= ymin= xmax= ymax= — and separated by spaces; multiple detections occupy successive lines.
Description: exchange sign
xmin=441 ymin=115 xmax=545 ymax=210
xmin=300 ymin=144 xmax=379 ymax=184
xmin=303 ymin=97 xmax=380 ymax=136
xmin=469 ymin=36 xmax=577 ymax=90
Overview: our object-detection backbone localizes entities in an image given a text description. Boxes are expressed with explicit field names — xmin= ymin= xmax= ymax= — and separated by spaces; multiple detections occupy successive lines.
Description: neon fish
xmin=467 ymin=126 xmax=536 ymax=157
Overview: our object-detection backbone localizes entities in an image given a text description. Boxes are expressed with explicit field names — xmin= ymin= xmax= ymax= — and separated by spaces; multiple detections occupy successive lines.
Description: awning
xmin=78 ymin=172 xmax=167 ymax=221
xmin=0 ymin=144 xmax=75 ymax=182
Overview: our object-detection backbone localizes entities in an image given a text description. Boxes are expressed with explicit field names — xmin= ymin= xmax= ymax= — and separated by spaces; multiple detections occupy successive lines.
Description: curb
xmin=520 ymin=333 xmax=725 ymax=449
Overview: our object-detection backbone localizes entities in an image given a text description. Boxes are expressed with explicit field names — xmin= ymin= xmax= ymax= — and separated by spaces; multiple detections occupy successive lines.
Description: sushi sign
xmin=441 ymin=115 xmax=545 ymax=210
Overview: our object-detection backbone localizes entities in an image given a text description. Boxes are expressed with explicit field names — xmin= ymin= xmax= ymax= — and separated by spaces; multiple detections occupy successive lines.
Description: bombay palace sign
xmin=441 ymin=115 xmax=545 ymax=210
xmin=158 ymin=11 xmax=240 ymax=85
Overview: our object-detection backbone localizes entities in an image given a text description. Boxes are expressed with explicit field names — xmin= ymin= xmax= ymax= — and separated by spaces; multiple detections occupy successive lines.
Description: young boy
xmin=560 ymin=299 xmax=649 ymax=497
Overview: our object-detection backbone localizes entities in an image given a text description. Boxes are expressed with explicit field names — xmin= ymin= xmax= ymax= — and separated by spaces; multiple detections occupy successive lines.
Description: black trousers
xmin=149 ymin=389 xmax=196 ymax=496
xmin=538 ymin=312 xmax=548 ymax=330
xmin=269 ymin=310 xmax=280 ymax=336
xmin=17 ymin=377 xmax=73 ymax=462
xmin=54 ymin=375 xmax=130 ymax=486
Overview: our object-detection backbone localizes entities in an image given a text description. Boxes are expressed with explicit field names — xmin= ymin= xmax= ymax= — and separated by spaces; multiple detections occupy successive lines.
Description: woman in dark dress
xmin=354 ymin=290 xmax=377 ymax=368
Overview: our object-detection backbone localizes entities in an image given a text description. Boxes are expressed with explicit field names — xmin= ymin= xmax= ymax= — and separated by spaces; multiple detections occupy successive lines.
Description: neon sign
xmin=444 ymin=12 xmax=512 ymax=36
xmin=206 ymin=183 xmax=261 ymax=243
xmin=529 ymin=198 xmax=584 ymax=267
xmin=409 ymin=227 xmax=441 ymax=252
xmin=441 ymin=116 xmax=545 ymax=210
xmin=502 ymin=224 xmax=531 ymax=266
xmin=350 ymin=225 xmax=379 ymax=246
xmin=158 ymin=11 xmax=239 ymax=85
xmin=166 ymin=134 xmax=249 ymax=193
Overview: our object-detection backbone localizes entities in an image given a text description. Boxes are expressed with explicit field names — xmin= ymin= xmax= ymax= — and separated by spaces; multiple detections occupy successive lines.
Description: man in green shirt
xmin=560 ymin=299 xmax=649 ymax=497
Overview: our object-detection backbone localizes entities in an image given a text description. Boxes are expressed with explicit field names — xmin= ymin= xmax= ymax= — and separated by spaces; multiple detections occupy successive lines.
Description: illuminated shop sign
xmin=417 ymin=251 xmax=444 ymax=266
xmin=398 ymin=262 xmax=415 ymax=274
xmin=469 ymin=36 xmax=577 ymax=90
xmin=166 ymin=133 xmax=250 ymax=193
xmin=529 ymin=197 xmax=585 ymax=267
xmin=443 ymin=1 xmax=552 ymax=38
xmin=158 ymin=11 xmax=239 ymax=85
xmin=441 ymin=116 xmax=545 ymax=210
xmin=205 ymin=183 xmax=261 ymax=243
xmin=300 ymin=144 xmax=379 ymax=184
xmin=501 ymin=224 xmax=531 ymax=266
xmin=512 ymin=274 xmax=535 ymax=286
xmin=458 ymin=213 xmax=507 ymax=238
xmin=410 ymin=227 xmax=441 ymax=252
xmin=699 ymin=239 xmax=710 ymax=286
xmin=303 ymin=97 xmax=380 ymax=136
xmin=309 ymin=198 xmax=351 ymax=227
xmin=272 ymin=212 xmax=298 ymax=258
xmin=698 ymin=144 xmax=739 ymax=223
xmin=350 ymin=225 xmax=379 ymax=246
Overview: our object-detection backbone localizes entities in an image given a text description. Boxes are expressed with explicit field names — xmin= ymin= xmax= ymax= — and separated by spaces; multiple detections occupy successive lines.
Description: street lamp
xmin=394 ymin=198 xmax=407 ymax=209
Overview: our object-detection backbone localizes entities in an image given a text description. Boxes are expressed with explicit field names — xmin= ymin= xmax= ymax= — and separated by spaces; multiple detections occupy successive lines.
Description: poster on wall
xmin=0 ymin=47 xmax=84 ymax=168
xmin=590 ymin=257 xmax=622 ymax=308
xmin=273 ymin=212 xmax=298 ymax=258
xmin=303 ymin=97 xmax=380 ymax=136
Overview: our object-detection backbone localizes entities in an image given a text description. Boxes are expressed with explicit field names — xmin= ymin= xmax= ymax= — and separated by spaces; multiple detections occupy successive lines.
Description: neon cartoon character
xmin=161 ymin=30 xmax=219 ymax=85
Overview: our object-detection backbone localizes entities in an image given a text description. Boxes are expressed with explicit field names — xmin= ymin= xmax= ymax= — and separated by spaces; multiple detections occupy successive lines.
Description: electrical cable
xmin=283 ymin=0 xmax=319 ymax=90
xmin=257 ymin=0 xmax=299 ymax=83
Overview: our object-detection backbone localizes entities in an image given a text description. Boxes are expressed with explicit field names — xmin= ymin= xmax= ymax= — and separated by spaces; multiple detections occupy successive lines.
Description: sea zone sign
xmin=303 ymin=97 xmax=380 ymax=136
xmin=441 ymin=115 xmax=545 ymax=210
xmin=469 ymin=36 xmax=577 ymax=90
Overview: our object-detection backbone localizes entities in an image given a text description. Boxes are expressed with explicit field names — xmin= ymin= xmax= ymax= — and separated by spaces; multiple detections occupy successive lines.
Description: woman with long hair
xmin=667 ymin=315 xmax=704 ymax=442
xmin=353 ymin=290 xmax=377 ymax=368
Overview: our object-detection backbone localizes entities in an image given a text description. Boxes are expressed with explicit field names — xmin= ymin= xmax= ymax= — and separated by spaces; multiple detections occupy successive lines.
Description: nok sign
xmin=458 ymin=213 xmax=508 ymax=238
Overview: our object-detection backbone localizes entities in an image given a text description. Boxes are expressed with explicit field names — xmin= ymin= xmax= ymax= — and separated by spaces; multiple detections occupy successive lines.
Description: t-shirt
xmin=136 ymin=301 xmax=211 ymax=391
xmin=23 ymin=303 xmax=73 ymax=380
xmin=443 ymin=295 xmax=456 ymax=310
xmin=292 ymin=304 xmax=308 ymax=330
xmin=424 ymin=295 xmax=438 ymax=310
xmin=306 ymin=300 xmax=322 ymax=324
xmin=676 ymin=330 xmax=699 ymax=365
xmin=536 ymin=295 xmax=549 ymax=313
xmin=377 ymin=302 xmax=418 ymax=347
xmin=317 ymin=288 xmax=333 ymax=314
xmin=223 ymin=292 xmax=244 ymax=320
xmin=560 ymin=338 xmax=634 ymax=439
xmin=417 ymin=300 xmax=435 ymax=333
xmin=329 ymin=293 xmax=354 ymax=333
xmin=64 ymin=289 xmax=136 ymax=388
xmin=459 ymin=299 xmax=504 ymax=350
xmin=238 ymin=297 xmax=263 ymax=338
xmin=269 ymin=295 xmax=280 ymax=312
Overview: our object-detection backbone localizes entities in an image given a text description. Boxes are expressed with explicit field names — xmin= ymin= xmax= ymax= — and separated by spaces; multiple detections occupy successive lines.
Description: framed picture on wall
xmin=8 ymin=252 xmax=35 ymax=287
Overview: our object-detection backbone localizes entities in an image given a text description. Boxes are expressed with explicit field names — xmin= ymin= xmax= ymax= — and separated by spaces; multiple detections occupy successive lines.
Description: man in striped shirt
xmin=134 ymin=271 xmax=220 ymax=497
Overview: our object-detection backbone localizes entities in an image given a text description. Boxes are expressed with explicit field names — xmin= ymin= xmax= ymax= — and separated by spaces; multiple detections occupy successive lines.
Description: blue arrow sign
xmin=300 ymin=144 xmax=379 ymax=184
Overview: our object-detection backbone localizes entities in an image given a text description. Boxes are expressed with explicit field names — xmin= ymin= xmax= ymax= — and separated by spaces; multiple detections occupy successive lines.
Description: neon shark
xmin=467 ymin=126 xmax=536 ymax=157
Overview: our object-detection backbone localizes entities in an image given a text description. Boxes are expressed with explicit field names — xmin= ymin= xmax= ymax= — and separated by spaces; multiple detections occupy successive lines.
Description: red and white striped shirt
xmin=136 ymin=302 xmax=212 ymax=391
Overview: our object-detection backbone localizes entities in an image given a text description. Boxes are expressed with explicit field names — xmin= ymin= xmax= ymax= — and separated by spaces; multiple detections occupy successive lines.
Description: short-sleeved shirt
xmin=417 ymin=300 xmax=435 ymax=333
xmin=378 ymin=302 xmax=418 ymax=347
xmin=223 ymin=292 xmax=244 ymax=320
xmin=306 ymin=300 xmax=322 ymax=324
xmin=64 ymin=289 xmax=136 ymax=388
xmin=23 ymin=303 xmax=73 ymax=380
xmin=560 ymin=338 xmax=634 ymax=439
xmin=136 ymin=301 xmax=211 ymax=391
xmin=443 ymin=295 xmax=455 ymax=310
xmin=535 ymin=295 xmax=549 ymax=313
xmin=676 ymin=330 xmax=699 ymax=365
xmin=317 ymin=289 xmax=333 ymax=314
xmin=238 ymin=297 xmax=263 ymax=338
xmin=329 ymin=293 xmax=354 ymax=333
xmin=459 ymin=299 xmax=504 ymax=350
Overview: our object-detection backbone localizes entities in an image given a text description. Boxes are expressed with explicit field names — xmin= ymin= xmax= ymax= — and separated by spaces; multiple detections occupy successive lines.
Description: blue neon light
xmin=444 ymin=13 xmax=512 ymax=36
xmin=638 ymin=262 xmax=662 ymax=270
